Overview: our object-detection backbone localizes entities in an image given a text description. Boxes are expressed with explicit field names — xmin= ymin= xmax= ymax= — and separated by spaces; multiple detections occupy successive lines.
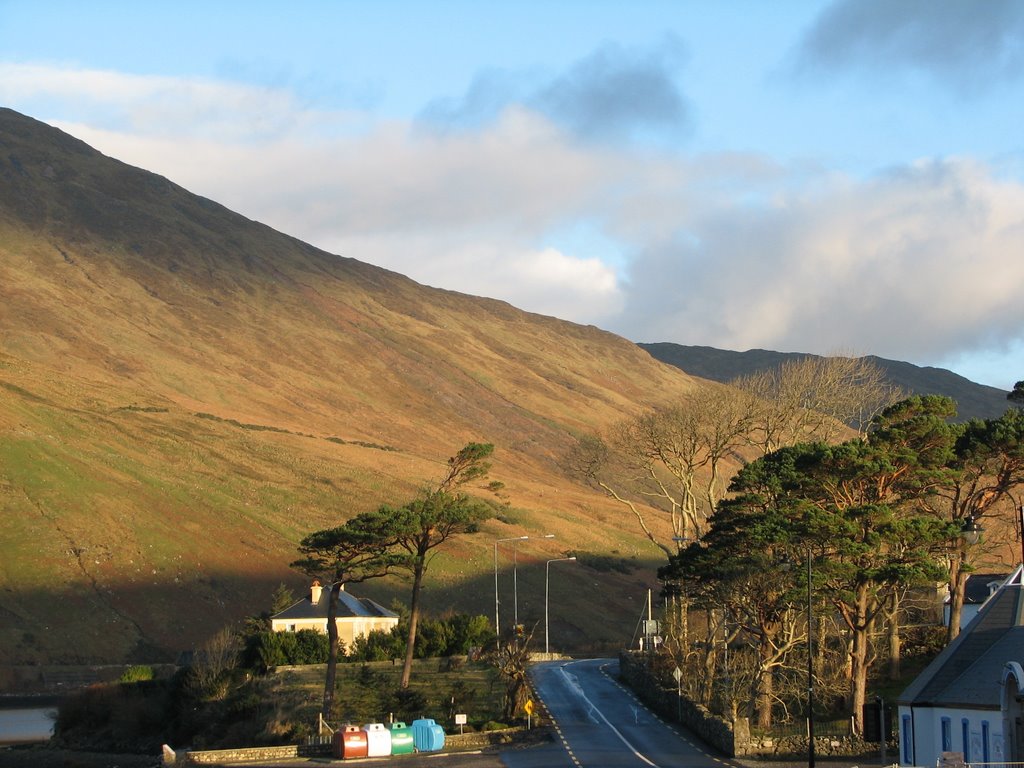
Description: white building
xmin=898 ymin=567 xmax=1024 ymax=767
xmin=270 ymin=580 xmax=399 ymax=648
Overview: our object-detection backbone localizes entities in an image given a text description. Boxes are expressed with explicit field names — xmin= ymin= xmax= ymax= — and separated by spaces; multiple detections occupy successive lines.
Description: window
xmin=962 ymin=719 xmax=971 ymax=762
xmin=941 ymin=718 xmax=952 ymax=752
xmin=288 ymin=623 xmax=296 ymax=632
xmin=902 ymin=714 xmax=913 ymax=765
xmin=982 ymin=721 xmax=990 ymax=764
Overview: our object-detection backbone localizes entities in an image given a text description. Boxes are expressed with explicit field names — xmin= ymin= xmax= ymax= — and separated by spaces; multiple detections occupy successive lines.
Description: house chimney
xmin=310 ymin=580 xmax=323 ymax=604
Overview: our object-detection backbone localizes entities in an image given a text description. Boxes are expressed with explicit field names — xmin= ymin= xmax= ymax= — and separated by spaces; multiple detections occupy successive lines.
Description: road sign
xmin=524 ymin=698 xmax=534 ymax=716
xmin=673 ymin=666 xmax=682 ymax=683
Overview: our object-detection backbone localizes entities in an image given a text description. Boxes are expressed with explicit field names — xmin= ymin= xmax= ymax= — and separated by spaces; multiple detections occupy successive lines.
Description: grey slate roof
xmin=943 ymin=573 xmax=1010 ymax=605
xmin=899 ymin=567 xmax=1024 ymax=709
xmin=271 ymin=587 xmax=398 ymax=622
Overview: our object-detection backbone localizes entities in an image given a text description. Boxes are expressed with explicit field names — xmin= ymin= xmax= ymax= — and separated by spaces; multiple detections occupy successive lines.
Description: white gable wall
xmin=899 ymin=704 xmax=1004 ymax=767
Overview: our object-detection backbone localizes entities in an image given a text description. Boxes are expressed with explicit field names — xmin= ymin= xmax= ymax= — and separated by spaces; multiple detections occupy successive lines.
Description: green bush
xmin=350 ymin=626 xmax=404 ymax=662
xmin=387 ymin=687 xmax=429 ymax=723
xmin=244 ymin=630 xmax=333 ymax=671
xmin=119 ymin=665 xmax=155 ymax=683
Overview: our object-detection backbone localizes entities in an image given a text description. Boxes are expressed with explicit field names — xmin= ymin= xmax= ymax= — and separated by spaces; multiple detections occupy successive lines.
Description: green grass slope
xmin=0 ymin=109 xmax=685 ymax=664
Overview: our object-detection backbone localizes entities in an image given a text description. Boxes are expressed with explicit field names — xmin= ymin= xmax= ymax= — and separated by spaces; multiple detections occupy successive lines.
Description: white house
xmin=270 ymin=580 xmax=399 ymax=648
xmin=898 ymin=566 xmax=1024 ymax=767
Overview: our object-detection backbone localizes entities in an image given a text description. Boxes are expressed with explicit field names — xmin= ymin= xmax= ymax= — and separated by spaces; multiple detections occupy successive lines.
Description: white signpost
xmin=673 ymin=666 xmax=683 ymax=721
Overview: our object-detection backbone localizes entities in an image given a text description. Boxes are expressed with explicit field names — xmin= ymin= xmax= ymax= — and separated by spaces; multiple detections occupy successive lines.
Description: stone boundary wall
xmin=618 ymin=652 xmax=876 ymax=760
xmin=184 ymin=743 xmax=330 ymax=764
xmin=618 ymin=652 xmax=739 ymax=756
xmin=180 ymin=726 xmax=550 ymax=764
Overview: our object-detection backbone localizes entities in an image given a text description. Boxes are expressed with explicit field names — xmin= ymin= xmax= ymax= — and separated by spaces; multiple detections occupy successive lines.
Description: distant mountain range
xmin=639 ymin=343 xmax=1014 ymax=422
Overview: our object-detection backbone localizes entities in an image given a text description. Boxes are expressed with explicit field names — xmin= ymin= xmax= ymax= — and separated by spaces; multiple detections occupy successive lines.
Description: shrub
xmin=350 ymin=626 xmax=404 ymax=662
xmin=119 ymin=665 xmax=155 ymax=683
xmin=387 ymin=687 xmax=429 ymax=723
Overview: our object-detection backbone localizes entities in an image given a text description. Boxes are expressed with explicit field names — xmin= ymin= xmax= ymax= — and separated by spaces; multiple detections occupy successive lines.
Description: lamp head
xmin=961 ymin=514 xmax=983 ymax=545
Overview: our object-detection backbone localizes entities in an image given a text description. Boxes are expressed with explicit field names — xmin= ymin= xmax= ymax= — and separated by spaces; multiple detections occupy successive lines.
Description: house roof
xmin=942 ymin=572 xmax=1010 ymax=606
xmin=899 ymin=567 xmax=1024 ymax=709
xmin=271 ymin=587 xmax=399 ymax=623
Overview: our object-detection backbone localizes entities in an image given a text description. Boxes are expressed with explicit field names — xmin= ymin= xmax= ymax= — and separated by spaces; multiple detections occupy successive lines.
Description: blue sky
xmin=2 ymin=1 xmax=1023 ymax=390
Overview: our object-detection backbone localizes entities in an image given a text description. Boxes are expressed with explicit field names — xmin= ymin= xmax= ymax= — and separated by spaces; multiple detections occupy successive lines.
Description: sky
xmin=1 ymin=1 xmax=1023 ymax=390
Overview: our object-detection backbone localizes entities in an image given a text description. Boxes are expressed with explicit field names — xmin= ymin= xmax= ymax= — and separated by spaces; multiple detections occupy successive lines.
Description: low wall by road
xmin=618 ymin=652 xmax=876 ymax=760
xmin=618 ymin=652 xmax=740 ymax=756
xmin=178 ymin=726 xmax=550 ymax=764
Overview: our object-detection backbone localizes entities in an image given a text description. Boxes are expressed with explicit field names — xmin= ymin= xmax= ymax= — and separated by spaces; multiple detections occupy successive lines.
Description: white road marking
xmin=559 ymin=662 xmax=660 ymax=768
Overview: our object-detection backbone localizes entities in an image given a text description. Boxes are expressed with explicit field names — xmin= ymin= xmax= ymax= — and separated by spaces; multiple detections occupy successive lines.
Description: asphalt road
xmin=509 ymin=658 xmax=740 ymax=768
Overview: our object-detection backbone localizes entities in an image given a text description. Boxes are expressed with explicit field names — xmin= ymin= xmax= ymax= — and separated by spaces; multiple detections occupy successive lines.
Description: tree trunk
xmin=755 ymin=662 xmax=774 ymax=729
xmin=815 ymin=615 xmax=827 ymax=678
xmin=400 ymin=558 xmax=426 ymax=688
xmin=754 ymin=623 xmax=780 ymax=729
xmin=886 ymin=591 xmax=901 ymax=680
xmin=947 ymin=552 xmax=968 ymax=643
xmin=699 ymin=616 xmax=720 ymax=706
xmin=849 ymin=586 xmax=871 ymax=737
xmin=322 ymin=582 xmax=342 ymax=719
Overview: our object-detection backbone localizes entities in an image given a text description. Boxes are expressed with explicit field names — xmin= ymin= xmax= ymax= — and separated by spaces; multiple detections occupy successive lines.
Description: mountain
xmin=0 ymin=108 xmax=694 ymax=665
xmin=638 ymin=343 xmax=1013 ymax=422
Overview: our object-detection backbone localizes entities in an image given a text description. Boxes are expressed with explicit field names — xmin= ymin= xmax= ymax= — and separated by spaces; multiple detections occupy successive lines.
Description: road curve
xmin=505 ymin=658 xmax=740 ymax=768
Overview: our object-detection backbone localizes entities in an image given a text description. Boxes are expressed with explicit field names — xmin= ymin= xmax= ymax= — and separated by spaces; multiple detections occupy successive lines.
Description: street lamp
xmin=514 ymin=534 xmax=555 ymax=631
xmin=806 ymin=549 xmax=815 ymax=768
xmin=1018 ymin=506 xmax=1024 ymax=566
xmin=545 ymin=557 xmax=577 ymax=655
xmin=961 ymin=513 xmax=983 ymax=545
xmin=494 ymin=536 xmax=527 ymax=640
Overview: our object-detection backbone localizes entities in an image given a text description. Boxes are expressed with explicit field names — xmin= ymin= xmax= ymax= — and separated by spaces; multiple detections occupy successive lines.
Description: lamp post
xmin=806 ymin=548 xmax=815 ymax=768
xmin=494 ymin=536 xmax=527 ymax=641
xmin=514 ymin=534 xmax=555 ymax=631
xmin=1019 ymin=506 xmax=1024 ymax=566
xmin=545 ymin=557 xmax=577 ymax=655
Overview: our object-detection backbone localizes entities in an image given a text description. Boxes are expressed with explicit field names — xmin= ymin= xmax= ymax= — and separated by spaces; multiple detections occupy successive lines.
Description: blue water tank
xmin=411 ymin=718 xmax=445 ymax=752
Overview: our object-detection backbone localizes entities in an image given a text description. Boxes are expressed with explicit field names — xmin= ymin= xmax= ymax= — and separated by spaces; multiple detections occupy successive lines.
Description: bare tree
xmin=569 ymin=384 xmax=754 ymax=557
xmin=733 ymin=354 xmax=903 ymax=455
xmin=187 ymin=626 xmax=240 ymax=700
xmin=491 ymin=623 xmax=537 ymax=722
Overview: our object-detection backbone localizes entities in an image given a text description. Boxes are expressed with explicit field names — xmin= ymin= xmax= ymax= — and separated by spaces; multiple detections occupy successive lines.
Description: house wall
xmin=942 ymin=604 xmax=981 ymax=630
xmin=898 ymin=704 xmax=1004 ymax=767
xmin=270 ymin=617 xmax=399 ymax=648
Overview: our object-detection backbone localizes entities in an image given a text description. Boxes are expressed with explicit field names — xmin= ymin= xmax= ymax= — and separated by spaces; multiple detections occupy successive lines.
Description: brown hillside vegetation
xmin=0 ymin=108 xmax=696 ymax=664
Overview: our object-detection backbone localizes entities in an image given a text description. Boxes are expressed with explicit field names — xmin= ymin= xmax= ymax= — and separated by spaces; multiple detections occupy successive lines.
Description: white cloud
xmin=4 ymin=62 xmax=1023 ymax=386
xmin=621 ymin=158 xmax=1024 ymax=369
xmin=0 ymin=62 xmax=341 ymax=141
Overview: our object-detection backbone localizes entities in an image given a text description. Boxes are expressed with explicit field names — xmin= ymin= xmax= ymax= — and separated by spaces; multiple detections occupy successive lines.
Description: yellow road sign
xmin=524 ymin=698 xmax=534 ymax=716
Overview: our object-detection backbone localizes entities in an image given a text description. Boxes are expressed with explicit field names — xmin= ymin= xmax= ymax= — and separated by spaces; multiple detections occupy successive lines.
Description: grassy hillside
xmin=639 ymin=343 xmax=1013 ymax=422
xmin=0 ymin=108 xmax=687 ymax=665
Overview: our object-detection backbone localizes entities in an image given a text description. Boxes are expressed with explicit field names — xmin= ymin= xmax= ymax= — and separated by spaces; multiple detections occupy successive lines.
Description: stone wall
xmin=743 ymin=732 xmax=875 ymax=760
xmin=617 ymin=652 xmax=878 ymax=760
xmin=183 ymin=743 xmax=330 ymax=764
xmin=179 ymin=726 xmax=550 ymax=764
xmin=618 ymin=652 xmax=738 ymax=756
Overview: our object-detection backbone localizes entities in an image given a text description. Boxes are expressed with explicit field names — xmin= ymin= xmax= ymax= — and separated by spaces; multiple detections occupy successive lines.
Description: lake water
xmin=0 ymin=708 xmax=55 ymax=744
